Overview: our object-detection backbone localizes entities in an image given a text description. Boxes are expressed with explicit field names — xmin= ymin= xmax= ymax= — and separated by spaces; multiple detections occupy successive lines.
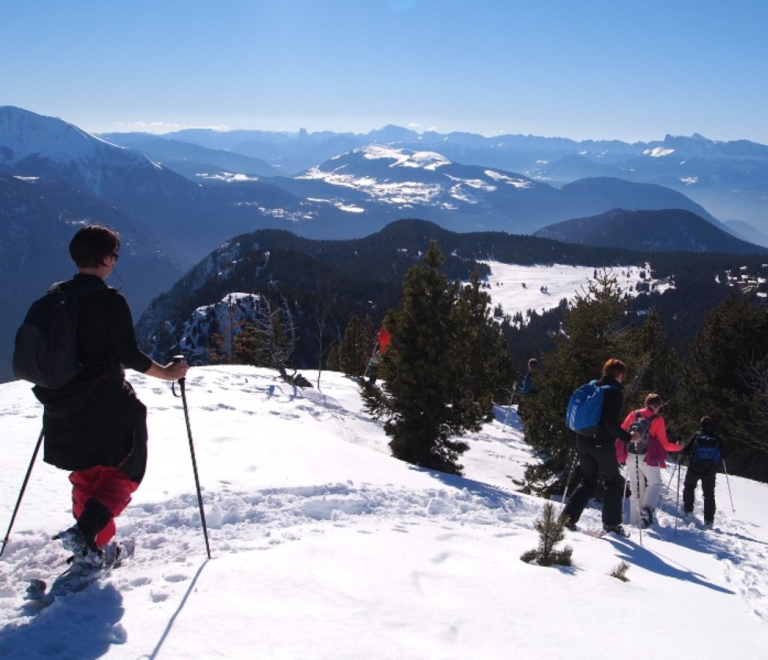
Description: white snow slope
xmin=1 ymin=366 xmax=768 ymax=660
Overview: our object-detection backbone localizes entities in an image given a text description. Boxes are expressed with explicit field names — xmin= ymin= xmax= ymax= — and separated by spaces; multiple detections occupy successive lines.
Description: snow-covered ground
xmin=480 ymin=261 xmax=670 ymax=321
xmin=1 ymin=366 xmax=767 ymax=659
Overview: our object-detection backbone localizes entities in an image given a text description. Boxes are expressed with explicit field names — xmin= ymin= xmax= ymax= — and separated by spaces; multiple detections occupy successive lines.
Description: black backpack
xmin=13 ymin=279 xmax=102 ymax=389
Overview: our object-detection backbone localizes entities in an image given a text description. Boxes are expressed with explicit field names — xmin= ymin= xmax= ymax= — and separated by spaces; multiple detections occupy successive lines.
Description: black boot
xmin=76 ymin=498 xmax=113 ymax=551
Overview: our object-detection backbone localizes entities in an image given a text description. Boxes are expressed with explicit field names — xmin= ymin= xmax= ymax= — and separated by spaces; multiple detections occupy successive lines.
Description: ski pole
xmin=363 ymin=340 xmax=380 ymax=380
xmin=722 ymin=460 xmax=735 ymax=513
xmin=663 ymin=460 xmax=679 ymax=502
xmin=634 ymin=453 xmax=643 ymax=545
xmin=173 ymin=359 xmax=211 ymax=559
xmin=559 ymin=438 xmax=578 ymax=514
xmin=621 ymin=461 xmax=630 ymax=525
xmin=674 ymin=461 xmax=683 ymax=535
xmin=1 ymin=429 xmax=44 ymax=558
xmin=502 ymin=384 xmax=516 ymax=431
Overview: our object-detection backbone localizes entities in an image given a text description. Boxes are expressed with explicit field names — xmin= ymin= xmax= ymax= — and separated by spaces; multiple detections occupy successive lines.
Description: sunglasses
xmin=112 ymin=253 xmax=120 ymax=261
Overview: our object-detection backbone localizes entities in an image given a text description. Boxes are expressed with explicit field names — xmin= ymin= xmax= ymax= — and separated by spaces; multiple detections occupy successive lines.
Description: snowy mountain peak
xmin=358 ymin=144 xmax=452 ymax=170
xmin=0 ymin=105 xmax=146 ymax=167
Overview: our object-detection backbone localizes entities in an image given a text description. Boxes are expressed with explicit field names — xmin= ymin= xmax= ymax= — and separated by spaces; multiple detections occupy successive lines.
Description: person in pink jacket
xmin=616 ymin=393 xmax=682 ymax=528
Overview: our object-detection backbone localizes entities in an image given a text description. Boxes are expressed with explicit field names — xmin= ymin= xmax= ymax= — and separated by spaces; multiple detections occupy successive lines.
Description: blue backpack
xmin=565 ymin=380 xmax=615 ymax=436
xmin=691 ymin=433 xmax=721 ymax=465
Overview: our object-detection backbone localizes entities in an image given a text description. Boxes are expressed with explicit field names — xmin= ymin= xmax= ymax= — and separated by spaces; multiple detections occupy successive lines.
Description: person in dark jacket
xmin=33 ymin=225 xmax=188 ymax=566
xmin=516 ymin=358 xmax=539 ymax=418
xmin=681 ymin=416 xmax=728 ymax=527
xmin=561 ymin=358 xmax=637 ymax=537
xmin=518 ymin=358 xmax=539 ymax=395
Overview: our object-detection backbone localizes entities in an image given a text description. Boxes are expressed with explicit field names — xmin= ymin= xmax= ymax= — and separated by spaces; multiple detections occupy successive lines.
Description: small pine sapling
xmin=521 ymin=502 xmax=573 ymax=567
xmin=610 ymin=561 xmax=631 ymax=582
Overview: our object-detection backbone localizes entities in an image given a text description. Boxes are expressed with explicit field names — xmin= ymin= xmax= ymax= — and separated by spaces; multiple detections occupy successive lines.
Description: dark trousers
xmin=563 ymin=436 xmax=625 ymax=527
xmin=683 ymin=466 xmax=717 ymax=523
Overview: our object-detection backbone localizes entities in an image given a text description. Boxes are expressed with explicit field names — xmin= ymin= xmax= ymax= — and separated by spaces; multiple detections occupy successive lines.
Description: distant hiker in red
xmin=617 ymin=393 xmax=681 ymax=528
xmin=367 ymin=326 xmax=391 ymax=384
xmin=33 ymin=225 xmax=188 ymax=567
xmin=377 ymin=327 xmax=391 ymax=353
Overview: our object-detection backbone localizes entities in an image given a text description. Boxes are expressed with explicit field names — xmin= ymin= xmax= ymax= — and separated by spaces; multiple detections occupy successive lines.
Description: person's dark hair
xmin=645 ymin=393 xmax=663 ymax=408
xmin=528 ymin=358 xmax=538 ymax=370
xmin=69 ymin=225 xmax=120 ymax=268
xmin=602 ymin=358 xmax=627 ymax=379
xmin=700 ymin=416 xmax=714 ymax=430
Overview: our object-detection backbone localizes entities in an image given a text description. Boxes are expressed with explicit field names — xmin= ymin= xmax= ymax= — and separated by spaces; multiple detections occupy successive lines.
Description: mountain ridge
xmin=534 ymin=208 xmax=768 ymax=254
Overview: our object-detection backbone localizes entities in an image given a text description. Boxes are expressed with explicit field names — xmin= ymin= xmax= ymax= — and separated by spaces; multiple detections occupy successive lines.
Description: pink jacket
xmin=615 ymin=407 xmax=679 ymax=467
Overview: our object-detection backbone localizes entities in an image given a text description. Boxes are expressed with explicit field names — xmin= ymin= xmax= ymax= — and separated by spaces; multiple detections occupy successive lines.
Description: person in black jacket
xmin=562 ymin=358 xmax=637 ymax=537
xmin=681 ymin=416 xmax=728 ymax=527
xmin=33 ymin=225 xmax=188 ymax=566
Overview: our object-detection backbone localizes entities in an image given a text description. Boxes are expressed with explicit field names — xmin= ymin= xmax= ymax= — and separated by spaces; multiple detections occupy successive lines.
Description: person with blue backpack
xmin=681 ymin=416 xmax=728 ymax=527
xmin=562 ymin=358 xmax=637 ymax=537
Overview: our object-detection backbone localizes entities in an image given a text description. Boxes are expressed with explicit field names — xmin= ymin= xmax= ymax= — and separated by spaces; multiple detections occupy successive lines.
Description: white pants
xmin=625 ymin=453 xmax=663 ymax=525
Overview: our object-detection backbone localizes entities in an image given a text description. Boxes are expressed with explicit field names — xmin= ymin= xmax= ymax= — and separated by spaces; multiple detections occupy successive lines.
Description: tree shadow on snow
xmin=602 ymin=536 xmax=736 ymax=595
xmin=0 ymin=584 xmax=125 ymax=659
xmin=413 ymin=465 xmax=527 ymax=511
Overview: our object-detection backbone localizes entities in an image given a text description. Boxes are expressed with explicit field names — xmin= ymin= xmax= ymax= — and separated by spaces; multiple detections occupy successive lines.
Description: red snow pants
xmin=69 ymin=466 xmax=139 ymax=548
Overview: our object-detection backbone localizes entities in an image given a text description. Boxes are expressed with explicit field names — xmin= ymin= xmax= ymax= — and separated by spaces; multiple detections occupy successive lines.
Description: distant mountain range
xmin=3 ymin=105 xmax=768 ymax=382
xmin=103 ymin=123 xmax=768 ymax=240
xmin=534 ymin=209 xmax=768 ymax=254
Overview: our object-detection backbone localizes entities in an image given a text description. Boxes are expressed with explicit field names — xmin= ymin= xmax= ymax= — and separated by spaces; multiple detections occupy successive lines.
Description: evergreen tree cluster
xmin=520 ymin=272 xmax=768 ymax=489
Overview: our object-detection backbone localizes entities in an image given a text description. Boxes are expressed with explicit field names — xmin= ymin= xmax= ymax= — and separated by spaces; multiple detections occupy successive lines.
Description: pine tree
xmin=676 ymin=295 xmax=768 ymax=479
xmin=522 ymin=270 xmax=631 ymax=495
xmin=336 ymin=315 xmax=369 ymax=377
xmin=453 ymin=271 xmax=516 ymax=418
xmin=520 ymin=502 xmax=573 ymax=567
xmin=364 ymin=242 xmax=512 ymax=475
xmin=623 ymin=308 xmax=679 ymax=413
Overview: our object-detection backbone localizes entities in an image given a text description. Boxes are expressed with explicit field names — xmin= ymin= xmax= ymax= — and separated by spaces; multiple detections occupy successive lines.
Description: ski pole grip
xmin=171 ymin=354 xmax=186 ymax=385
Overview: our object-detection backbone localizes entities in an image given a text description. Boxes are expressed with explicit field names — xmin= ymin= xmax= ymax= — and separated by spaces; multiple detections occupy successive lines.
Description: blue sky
xmin=2 ymin=0 xmax=767 ymax=143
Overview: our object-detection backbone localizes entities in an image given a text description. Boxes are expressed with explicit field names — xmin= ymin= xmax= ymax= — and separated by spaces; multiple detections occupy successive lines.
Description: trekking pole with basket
xmin=172 ymin=357 xmax=211 ymax=559
xmin=0 ymin=429 xmax=44 ymax=558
